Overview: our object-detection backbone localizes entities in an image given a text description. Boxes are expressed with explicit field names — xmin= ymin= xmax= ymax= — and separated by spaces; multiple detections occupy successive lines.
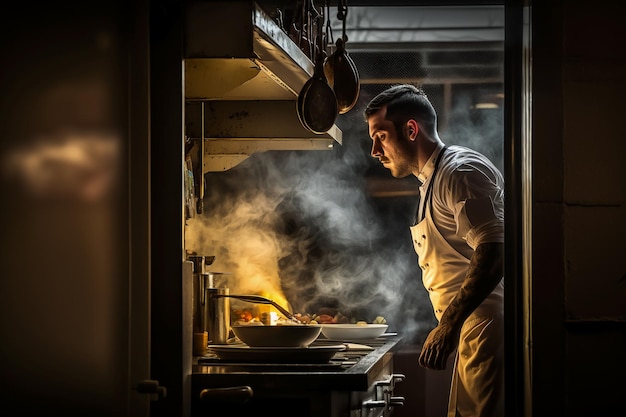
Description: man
xmin=364 ymin=84 xmax=505 ymax=417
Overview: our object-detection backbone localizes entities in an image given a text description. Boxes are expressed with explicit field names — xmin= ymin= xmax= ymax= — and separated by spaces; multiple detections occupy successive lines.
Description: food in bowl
xmin=320 ymin=323 xmax=389 ymax=341
xmin=231 ymin=323 xmax=322 ymax=347
xmin=293 ymin=310 xmax=388 ymax=325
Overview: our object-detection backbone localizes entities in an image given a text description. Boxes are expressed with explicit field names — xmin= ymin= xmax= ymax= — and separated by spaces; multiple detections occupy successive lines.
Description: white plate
xmin=320 ymin=324 xmax=389 ymax=341
xmin=207 ymin=343 xmax=346 ymax=363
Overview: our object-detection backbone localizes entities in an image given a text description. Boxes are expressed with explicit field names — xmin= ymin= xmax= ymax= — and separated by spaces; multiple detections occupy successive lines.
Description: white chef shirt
xmin=413 ymin=143 xmax=505 ymax=320
xmin=417 ymin=144 xmax=504 ymax=254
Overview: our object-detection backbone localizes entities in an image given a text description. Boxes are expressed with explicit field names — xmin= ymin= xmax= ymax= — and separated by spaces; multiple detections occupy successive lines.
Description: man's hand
xmin=418 ymin=242 xmax=504 ymax=370
xmin=418 ymin=323 xmax=460 ymax=370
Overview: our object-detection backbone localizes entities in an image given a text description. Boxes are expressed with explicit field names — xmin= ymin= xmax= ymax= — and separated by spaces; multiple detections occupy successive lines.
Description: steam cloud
xmin=185 ymin=134 xmax=435 ymax=340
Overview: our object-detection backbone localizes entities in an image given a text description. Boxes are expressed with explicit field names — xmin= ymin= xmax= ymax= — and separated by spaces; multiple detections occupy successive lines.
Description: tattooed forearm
xmin=439 ymin=242 xmax=504 ymax=330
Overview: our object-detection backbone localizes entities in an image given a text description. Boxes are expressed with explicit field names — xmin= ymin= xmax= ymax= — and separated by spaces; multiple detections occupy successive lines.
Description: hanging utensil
xmin=323 ymin=37 xmax=359 ymax=114
xmin=300 ymin=53 xmax=337 ymax=134
xmin=296 ymin=76 xmax=310 ymax=129
xmin=323 ymin=0 xmax=359 ymax=114
xmin=296 ymin=10 xmax=337 ymax=134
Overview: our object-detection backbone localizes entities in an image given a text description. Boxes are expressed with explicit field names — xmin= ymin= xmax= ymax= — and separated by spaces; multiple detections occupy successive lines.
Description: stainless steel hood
xmin=184 ymin=1 xmax=342 ymax=172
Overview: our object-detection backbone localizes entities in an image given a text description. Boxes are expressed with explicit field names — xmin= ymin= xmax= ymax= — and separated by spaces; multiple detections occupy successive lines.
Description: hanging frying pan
xmin=297 ymin=47 xmax=337 ymax=134
xmin=323 ymin=37 xmax=359 ymax=114
xmin=296 ymin=4 xmax=338 ymax=134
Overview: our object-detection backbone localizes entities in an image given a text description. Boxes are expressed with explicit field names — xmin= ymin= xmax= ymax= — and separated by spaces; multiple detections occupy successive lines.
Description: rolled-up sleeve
xmin=448 ymin=165 xmax=504 ymax=250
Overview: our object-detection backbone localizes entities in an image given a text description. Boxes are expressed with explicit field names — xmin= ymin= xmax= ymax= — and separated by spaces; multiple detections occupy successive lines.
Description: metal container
xmin=189 ymin=255 xmax=217 ymax=355
xmin=189 ymin=256 xmax=217 ymax=330
xmin=189 ymin=256 xmax=207 ymax=334
xmin=206 ymin=287 xmax=231 ymax=344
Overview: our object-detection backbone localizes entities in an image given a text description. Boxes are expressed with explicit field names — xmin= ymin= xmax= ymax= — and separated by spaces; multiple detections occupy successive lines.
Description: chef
xmin=364 ymin=84 xmax=505 ymax=417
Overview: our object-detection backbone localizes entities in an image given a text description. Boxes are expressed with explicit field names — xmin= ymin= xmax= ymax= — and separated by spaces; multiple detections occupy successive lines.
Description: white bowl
xmin=231 ymin=324 xmax=322 ymax=347
xmin=320 ymin=324 xmax=389 ymax=341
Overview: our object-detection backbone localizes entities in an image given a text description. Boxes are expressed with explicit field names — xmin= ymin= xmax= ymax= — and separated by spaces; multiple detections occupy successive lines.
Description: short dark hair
xmin=364 ymin=84 xmax=438 ymax=135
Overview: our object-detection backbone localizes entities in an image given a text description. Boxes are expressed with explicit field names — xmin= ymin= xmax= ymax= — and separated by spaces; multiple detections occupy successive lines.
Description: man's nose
xmin=371 ymin=141 xmax=382 ymax=157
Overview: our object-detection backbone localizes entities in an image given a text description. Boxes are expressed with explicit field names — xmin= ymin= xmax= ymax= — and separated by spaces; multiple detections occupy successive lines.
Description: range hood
xmin=184 ymin=1 xmax=342 ymax=172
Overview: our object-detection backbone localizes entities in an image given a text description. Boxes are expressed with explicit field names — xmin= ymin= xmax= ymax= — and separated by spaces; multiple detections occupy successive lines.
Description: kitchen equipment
xmin=323 ymin=0 xmax=359 ymax=114
xmin=207 ymin=271 xmax=231 ymax=288
xmin=206 ymin=342 xmax=345 ymax=363
xmin=320 ymin=323 xmax=389 ymax=341
xmin=323 ymin=37 xmax=359 ymax=114
xmin=297 ymin=54 xmax=337 ymax=134
xmin=193 ymin=336 xmax=405 ymax=417
xmin=231 ymin=323 xmax=322 ymax=347
xmin=206 ymin=287 xmax=231 ymax=344
xmin=296 ymin=8 xmax=338 ymax=135
xmin=188 ymin=255 xmax=216 ymax=274
xmin=189 ymin=255 xmax=216 ymax=354
xmin=184 ymin=1 xmax=342 ymax=173
xmin=214 ymin=293 xmax=299 ymax=322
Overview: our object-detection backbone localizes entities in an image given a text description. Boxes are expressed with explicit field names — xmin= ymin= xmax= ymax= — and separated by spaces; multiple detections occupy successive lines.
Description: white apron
xmin=410 ymin=149 xmax=504 ymax=417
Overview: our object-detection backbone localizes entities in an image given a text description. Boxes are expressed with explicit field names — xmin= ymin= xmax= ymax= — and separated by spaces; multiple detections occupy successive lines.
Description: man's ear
xmin=407 ymin=119 xmax=419 ymax=140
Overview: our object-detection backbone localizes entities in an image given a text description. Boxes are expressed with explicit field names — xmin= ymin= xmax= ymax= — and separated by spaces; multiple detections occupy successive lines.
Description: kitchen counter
xmin=192 ymin=335 xmax=401 ymax=390
xmin=191 ymin=335 xmax=405 ymax=417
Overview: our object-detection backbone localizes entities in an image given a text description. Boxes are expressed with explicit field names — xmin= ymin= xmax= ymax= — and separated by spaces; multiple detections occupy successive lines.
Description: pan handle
xmin=214 ymin=294 xmax=299 ymax=322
